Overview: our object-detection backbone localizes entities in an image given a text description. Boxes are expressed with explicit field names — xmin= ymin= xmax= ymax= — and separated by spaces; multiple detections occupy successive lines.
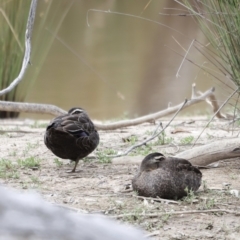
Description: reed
xmin=182 ymin=0 xmax=240 ymax=88
xmin=0 ymin=0 xmax=74 ymax=118
xmin=0 ymin=0 xmax=31 ymax=117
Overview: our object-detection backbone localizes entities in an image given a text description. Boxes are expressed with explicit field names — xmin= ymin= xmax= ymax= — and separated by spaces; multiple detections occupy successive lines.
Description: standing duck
xmin=44 ymin=107 xmax=99 ymax=172
xmin=132 ymin=152 xmax=202 ymax=200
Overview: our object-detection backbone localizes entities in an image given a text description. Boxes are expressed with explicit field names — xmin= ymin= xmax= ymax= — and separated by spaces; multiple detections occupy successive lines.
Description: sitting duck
xmin=44 ymin=107 xmax=99 ymax=172
xmin=132 ymin=152 xmax=202 ymax=200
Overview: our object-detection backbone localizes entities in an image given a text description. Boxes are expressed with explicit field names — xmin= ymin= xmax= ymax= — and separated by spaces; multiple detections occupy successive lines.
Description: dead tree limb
xmin=176 ymin=138 xmax=240 ymax=166
xmin=110 ymin=99 xmax=187 ymax=158
xmin=0 ymin=0 xmax=38 ymax=96
xmin=0 ymin=84 xmax=215 ymax=130
xmin=111 ymin=208 xmax=240 ymax=219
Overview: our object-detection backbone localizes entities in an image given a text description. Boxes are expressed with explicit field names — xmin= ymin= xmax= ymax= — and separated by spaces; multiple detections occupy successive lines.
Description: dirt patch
xmin=0 ymin=117 xmax=240 ymax=239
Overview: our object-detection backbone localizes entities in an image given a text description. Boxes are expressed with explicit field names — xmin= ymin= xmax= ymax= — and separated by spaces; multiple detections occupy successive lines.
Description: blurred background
xmin=0 ymin=0 xmax=235 ymax=120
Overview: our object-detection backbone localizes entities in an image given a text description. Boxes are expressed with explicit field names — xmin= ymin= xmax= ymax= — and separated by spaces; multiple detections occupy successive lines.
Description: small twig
xmin=0 ymin=130 xmax=39 ymax=134
xmin=144 ymin=231 xmax=160 ymax=238
xmin=110 ymin=209 xmax=239 ymax=219
xmin=0 ymin=0 xmax=38 ymax=96
xmin=54 ymin=203 xmax=87 ymax=213
xmin=176 ymin=39 xmax=195 ymax=78
xmin=204 ymin=92 xmax=228 ymax=119
xmin=110 ymin=99 xmax=188 ymax=158
xmin=133 ymin=195 xmax=179 ymax=205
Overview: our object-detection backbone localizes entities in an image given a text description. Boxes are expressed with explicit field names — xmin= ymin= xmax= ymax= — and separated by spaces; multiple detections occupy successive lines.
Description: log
xmin=112 ymin=138 xmax=240 ymax=167
xmin=175 ymin=138 xmax=240 ymax=166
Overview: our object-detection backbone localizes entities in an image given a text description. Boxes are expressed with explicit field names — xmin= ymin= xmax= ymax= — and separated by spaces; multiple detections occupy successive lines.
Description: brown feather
xmin=44 ymin=108 xmax=99 ymax=172
xmin=132 ymin=152 xmax=202 ymax=200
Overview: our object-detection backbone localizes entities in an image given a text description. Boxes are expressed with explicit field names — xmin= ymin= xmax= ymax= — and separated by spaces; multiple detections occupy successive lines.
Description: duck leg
xmin=71 ymin=159 xmax=80 ymax=173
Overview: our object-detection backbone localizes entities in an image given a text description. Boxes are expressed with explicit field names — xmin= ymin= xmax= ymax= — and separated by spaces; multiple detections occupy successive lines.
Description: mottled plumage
xmin=44 ymin=107 xmax=99 ymax=172
xmin=132 ymin=152 xmax=202 ymax=200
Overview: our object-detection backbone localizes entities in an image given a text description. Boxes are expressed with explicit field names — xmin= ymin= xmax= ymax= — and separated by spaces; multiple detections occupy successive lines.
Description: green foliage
xmin=180 ymin=136 xmax=194 ymax=145
xmin=130 ymin=145 xmax=153 ymax=156
xmin=54 ymin=158 xmax=63 ymax=167
xmin=0 ymin=159 xmax=19 ymax=179
xmin=153 ymin=132 xmax=173 ymax=145
xmin=17 ymin=157 xmax=40 ymax=169
xmin=96 ymin=149 xmax=116 ymax=163
xmin=0 ymin=1 xmax=74 ymax=118
xmin=182 ymin=187 xmax=197 ymax=204
xmin=31 ymin=121 xmax=48 ymax=128
xmin=0 ymin=0 xmax=31 ymax=118
xmin=183 ymin=0 xmax=240 ymax=87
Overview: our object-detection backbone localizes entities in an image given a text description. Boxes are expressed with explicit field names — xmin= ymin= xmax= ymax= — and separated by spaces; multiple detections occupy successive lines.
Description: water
xmin=22 ymin=0 xmax=233 ymax=120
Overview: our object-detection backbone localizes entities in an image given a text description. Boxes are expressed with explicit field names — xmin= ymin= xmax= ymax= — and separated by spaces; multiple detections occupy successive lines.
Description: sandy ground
xmin=0 ymin=116 xmax=240 ymax=239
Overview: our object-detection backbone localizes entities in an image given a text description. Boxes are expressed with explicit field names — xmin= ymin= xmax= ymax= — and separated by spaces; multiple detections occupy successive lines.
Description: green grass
xmin=0 ymin=156 xmax=41 ymax=180
xmin=31 ymin=121 xmax=48 ymax=128
xmin=17 ymin=157 xmax=40 ymax=169
xmin=0 ymin=159 xmax=19 ymax=179
xmin=96 ymin=149 xmax=116 ymax=163
xmin=54 ymin=158 xmax=63 ymax=167
xmin=182 ymin=187 xmax=197 ymax=204
xmin=180 ymin=136 xmax=194 ymax=145
xmin=152 ymin=132 xmax=174 ymax=146
xmin=22 ymin=141 xmax=40 ymax=156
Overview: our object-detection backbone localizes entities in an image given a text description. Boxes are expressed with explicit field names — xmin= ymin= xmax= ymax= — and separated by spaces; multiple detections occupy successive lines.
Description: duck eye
xmin=71 ymin=109 xmax=83 ymax=115
xmin=154 ymin=156 xmax=165 ymax=161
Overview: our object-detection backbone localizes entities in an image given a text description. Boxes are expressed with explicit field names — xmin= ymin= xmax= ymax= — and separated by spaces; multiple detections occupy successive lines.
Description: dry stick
xmin=111 ymin=209 xmax=239 ymax=219
xmin=110 ymin=99 xmax=188 ymax=158
xmin=0 ymin=101 xmax=67 ymax=116
xmin=0 ymin=0 xmax=38 ymax=96
xmin=192 ymin=88 xmax=238 ymax=147
xmin=93 ymin=85 xmax=214 ymax=130
xmin=176 ymin=39 xmax=195 ymax=78
xmin=0 ymin=85 xmax=215 ymax=130
xmin=133 ymin=195 xmax=179 ymax=205
xmin=205 ymin=93 xmax=227 ymax=119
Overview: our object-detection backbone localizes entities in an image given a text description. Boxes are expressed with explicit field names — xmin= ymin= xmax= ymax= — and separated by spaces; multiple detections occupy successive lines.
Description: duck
xmin=44 ymin=107 xmax=99 ymax=172
xmin=132 ymin=152 xmax=202 ymax=200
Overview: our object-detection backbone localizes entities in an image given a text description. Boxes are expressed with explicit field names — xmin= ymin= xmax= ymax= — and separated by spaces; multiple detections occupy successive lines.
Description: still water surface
xmin=22 ymin=0 xmax=233 ymax=120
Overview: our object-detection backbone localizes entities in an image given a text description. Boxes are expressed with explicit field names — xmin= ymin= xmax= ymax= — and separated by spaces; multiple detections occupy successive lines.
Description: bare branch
xmin=0 ymin=84 xmax=215 ymax=130
xmin=0 ymin=101 xmax=66 ymax=116
xmin=94 ymin=85 xmax=215 ymax=130
xmin=0 ymin=0 xmax=38 ymax=96
xmin=111 ymin=208 xmax=239 ymax=219
xmin=192 ymin=88 xmax=238 ymax=146
xmin=110 ymin=99 xmax=188 ymax=158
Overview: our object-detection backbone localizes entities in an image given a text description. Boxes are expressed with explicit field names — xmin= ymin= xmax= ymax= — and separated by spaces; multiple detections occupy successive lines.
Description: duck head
xmin=140 ymin=152 xmax=165 ymax=172
xmin=68 ymin=107 xmax=85 ymax=115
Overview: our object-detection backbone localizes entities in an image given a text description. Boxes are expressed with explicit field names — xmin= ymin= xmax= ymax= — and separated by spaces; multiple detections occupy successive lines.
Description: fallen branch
xmin=192 ymin=88 xmax=238 ymax=146
xmin=176 ymin=138 xmax=240 ymax=166
xmin=0 ymin=0 xmax=38 ymax=96
xmin=0 ymin=84 xmax=215 ymax=131
xmin=0 ymin=101 xmax=67 ymax=116
xmin=109 ymin=99 xmax=187 ymax=158
xmin=133 ymin=195 xmax=179 ymax=205
xmin=110 ymin=208 xmax=239 ymax=219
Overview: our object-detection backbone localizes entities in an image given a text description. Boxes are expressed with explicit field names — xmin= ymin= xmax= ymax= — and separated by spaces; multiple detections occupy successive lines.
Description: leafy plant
xmin=17 ymin=157 xmax=40 ymax=169
xmin=0 ymin=159 xmax=19 ymax=179
xmin=0 ymin=1 xmax=74 ymax=118
xmin=180 ymin=136 xmax=194 ymax=145
xmin=54 ymin=158 xmax=63 ymax=167
xmin=182 ymin=187 xmax=197 ymax=204
xmin=153 ymin=132 xmax=173 ymax=145
xmin=96 ymin=149 xmax=116 ymax=163
xmin=182 ymin=0 xmax=240 ymax=88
